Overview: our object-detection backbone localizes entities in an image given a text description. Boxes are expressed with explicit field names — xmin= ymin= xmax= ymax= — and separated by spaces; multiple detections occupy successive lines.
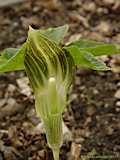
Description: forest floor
xmin=0 ymin=0 xmax=120 ymax=159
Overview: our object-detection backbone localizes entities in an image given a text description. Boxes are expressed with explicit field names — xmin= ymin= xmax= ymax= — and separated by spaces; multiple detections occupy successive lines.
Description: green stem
xmin=53 ymin=148 xmax=59 ymax=160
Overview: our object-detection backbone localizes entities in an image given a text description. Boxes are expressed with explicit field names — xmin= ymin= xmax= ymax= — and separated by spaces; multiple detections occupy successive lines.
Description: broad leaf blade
xmin=37 ymin=24 xmax=69 ymax=44
xmin=83 ymin=51 xmax=110 ymax=70
xmin=65 ymin=39 xmax=119 ymax=56
xmin=0 ymin=48 xmax=18 ymax=60
xmin=0 ymin=43 xmax=26 ymax=73
xmin=65 ymin=46 xmax=110 ymax=70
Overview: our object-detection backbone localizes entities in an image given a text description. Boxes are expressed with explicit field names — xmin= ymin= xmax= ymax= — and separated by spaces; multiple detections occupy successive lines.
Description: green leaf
xmin=64 ymin=46 xmax=110 ymax=70
xmin=0 ymin=43 xmax=26 ymax=73
xmin=36 ymin=24 xmax=69 ymax=44
xmin=65 ymin=39 xmax=120 ymax=56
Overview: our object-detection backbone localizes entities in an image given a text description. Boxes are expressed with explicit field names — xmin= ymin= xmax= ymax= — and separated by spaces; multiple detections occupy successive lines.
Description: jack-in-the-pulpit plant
xmin=24 ymin=27 xmax=74 ymax=159
xmin=0 ymin=25 xmax=119 ymax=160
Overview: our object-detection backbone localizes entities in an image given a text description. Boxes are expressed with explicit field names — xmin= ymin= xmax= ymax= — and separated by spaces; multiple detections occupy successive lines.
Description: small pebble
xmin=114 ymin=89 xmax=120 ymax=99
xmin=93 ymin=89 xmax=99 ymax=95
xmin=86 ymin=106 xmax=96 ymax=116
xmin=115 ymin=107 xmax=120 ymax=112
xmin=95 ymin=21 xmax=111 ymax=35
xmin=116 ymin=101 xmax=120 ymax=106
xmin=117 ymin=82 xmax=120 ymax=87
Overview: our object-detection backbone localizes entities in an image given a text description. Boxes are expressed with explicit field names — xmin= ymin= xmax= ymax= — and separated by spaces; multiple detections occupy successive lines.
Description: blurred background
xmin=0 ymin=0 xmax=120 ymax=160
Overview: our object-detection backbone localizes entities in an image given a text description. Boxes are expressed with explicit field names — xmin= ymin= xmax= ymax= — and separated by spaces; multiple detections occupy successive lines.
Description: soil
xmin=0 ymin=0 xmax=120 ymax=160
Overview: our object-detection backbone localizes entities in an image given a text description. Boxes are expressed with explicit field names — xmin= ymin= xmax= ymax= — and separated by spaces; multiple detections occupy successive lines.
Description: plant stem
xmin=53 ymin=148 xmax=59 ymax=160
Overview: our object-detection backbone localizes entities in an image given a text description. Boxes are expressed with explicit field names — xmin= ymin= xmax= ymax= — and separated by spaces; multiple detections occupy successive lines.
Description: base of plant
xmin=52 ymin=148 xmax=60 ymax=160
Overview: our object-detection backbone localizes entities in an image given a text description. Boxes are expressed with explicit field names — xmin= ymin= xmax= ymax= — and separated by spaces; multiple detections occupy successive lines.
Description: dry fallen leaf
xmin=16 ymin=77 xmax=32 ymax=97
xmin=70 ymin=142 xmax=81 ymax=160
xmin=0 ymin=98 xmax=26 ymax=120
